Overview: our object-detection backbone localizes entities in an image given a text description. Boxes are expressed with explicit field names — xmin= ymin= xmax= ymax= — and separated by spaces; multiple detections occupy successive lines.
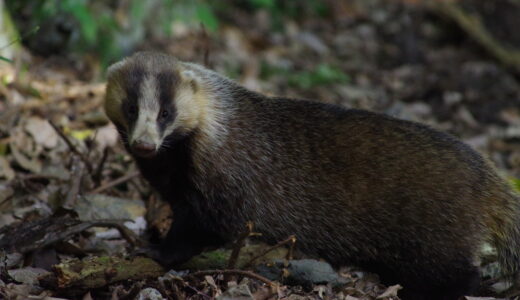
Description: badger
xmin=104 ymin=51 xmax=520 ymax=299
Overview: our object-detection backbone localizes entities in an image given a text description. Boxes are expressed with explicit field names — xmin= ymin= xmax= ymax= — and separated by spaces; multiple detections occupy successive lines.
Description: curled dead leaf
xmin=94 ymin=124 xmax=119 ymax=151
xmin=0 ymin=156 xmax=15 ymax=180
xmin=376 ymin=284 xmax=402 ymax=299
xmin=9 ymin=142 xmax=42 ymax=173
xmin=25 ymin=117 xmax=59 ymax=149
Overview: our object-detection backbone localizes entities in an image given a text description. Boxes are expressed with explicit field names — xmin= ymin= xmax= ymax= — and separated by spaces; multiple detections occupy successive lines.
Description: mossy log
xmin=52 ymin=256 xmax=165 ymax=289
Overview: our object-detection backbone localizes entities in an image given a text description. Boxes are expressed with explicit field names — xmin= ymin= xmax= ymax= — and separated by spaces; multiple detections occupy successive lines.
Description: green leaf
xmin=0 ymin=56 xmax=13 ymax=63
xmin=130 ymin=0 xmax=146 ymax=23
xmin=249 ymin=0 xmax=276 ymax=9
xmin=287 ymin=64 xmax=349 ymax=89
xmin=0 ymin=26 xmax=40 ymax=51
xmin=61 ymin=0 xmax=97 ymax=44
xmin=196 ymin=4 xmax=218 ymax=32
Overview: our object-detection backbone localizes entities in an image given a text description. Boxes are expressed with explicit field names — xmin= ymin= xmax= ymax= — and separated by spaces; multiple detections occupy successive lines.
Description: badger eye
xmin=160 ymin=109 xmax=169 ymax=119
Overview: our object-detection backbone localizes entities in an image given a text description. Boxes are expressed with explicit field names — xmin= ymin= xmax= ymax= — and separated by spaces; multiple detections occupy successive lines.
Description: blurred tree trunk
xmin=426 ymin=0 xmax=520 ymax=70
xmin=0 ymin=0 xmax=20 ymax=61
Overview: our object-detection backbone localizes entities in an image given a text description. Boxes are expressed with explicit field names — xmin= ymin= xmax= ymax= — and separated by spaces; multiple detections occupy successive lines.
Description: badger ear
xmin=107 ymin=60 xmax=126 ymax=78
xmin=180 ymin=70 xmax=200 ymax=93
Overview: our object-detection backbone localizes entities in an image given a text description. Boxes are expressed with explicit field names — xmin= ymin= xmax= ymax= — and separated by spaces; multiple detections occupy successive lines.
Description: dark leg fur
xmin=152 ymin=200 xmax=225 ymax=266
xmin=364 ymin=258 xmax=480 ymax=300
xmin=132 ymin=134 xmax=227 ymax=266
xmin=399 ymin=272 xmax=479 ymax=300
xmin=398 ymin=266 xmax=480 ymax=300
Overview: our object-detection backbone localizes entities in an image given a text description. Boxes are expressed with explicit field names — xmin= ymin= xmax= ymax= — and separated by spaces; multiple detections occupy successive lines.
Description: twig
xmin=18 ymin=173 xmax=61 ymax=181
xmin=286 ymin=235 xmax=296 ymax=261
xmin=0 ymin=250 xmax=11 ymax=283
xmin=89 ymin=171 xmax=140 ymax=194
xmin=0 ymin=193 xmax=13 ymax=208
xmin=84 ymin=130 xmax=99 ymax=179
xmin=200 ymin=23 xmax=211 ymax=67
xmin=85 ymin=129 xmax=98 ymax=161
xmin=429 ymin=0 xmax=520 ymax=70
xmin=74 ymin=219 xmax=143 ymax=247
xmin=63 ymin=156 xmax=84 ymax=208
xmin=170 ymin=282 xmax=183 ymax=300
xmin=0 ymin=26 xmax=40 ymax=51
xmin=184 ymin=283 xmax=212 ymax=300
xmin=7 ymin=217 xmax=138 ymax=254
xmin=244 ymin=235 xmax=297 ymax=268
xmin=49 ymin=120 xmax=93 ymax=173
xmin=114 ymin=281 xmax=143 ymax=300
xmin=157 ymin=278 xmax=174 ymax=300
xmin=90 ymin=220 xmax=144 ymax=247
xmin=186 ymin=269 xmax=276 ymax=287
xmin=227 ymin=221 xmax=254 ymax=269
xmin=92 ymin=147 xmax=110 ymax=185
xmin=159 ymin=273 xmax=186 ymax=300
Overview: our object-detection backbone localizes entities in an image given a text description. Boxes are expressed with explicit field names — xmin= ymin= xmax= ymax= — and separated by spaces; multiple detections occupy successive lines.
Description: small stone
xmin=136 ymin=288 xmax=166 ymax=300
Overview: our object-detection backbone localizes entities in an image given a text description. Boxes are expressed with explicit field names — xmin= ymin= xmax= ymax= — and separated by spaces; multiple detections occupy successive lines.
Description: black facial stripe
xmin=122 ymin=67 xmax=145 ymax=130
xmin=156 ymin=71 xmax=179 ymax=135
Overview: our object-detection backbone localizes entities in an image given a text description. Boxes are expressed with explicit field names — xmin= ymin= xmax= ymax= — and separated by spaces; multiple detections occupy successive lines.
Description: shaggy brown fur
xmin=105 ymin=52 xmax=520 ymax=300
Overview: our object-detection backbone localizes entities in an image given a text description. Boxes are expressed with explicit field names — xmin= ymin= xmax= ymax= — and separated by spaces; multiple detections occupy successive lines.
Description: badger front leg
xmin=151 ymin=199 xmax=225 ymax=266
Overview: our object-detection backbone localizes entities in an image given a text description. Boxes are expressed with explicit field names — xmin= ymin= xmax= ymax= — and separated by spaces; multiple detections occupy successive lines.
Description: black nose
xmin=132 ymin=141 xmax=157 ymax=157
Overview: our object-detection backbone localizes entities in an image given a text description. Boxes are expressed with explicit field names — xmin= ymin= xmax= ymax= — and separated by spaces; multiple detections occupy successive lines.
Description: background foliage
xmin=5 ymin=0 xmax=330 ymax=67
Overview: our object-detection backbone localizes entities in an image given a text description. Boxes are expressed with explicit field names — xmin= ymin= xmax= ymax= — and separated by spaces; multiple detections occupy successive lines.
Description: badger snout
xmin=131 ymin=141 xmax=157 ymax=158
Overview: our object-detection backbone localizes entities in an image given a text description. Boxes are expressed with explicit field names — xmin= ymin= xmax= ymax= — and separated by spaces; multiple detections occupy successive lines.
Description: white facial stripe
xmin=124 ymin=63 xmax=229 ymax=150
xmin=129 ymin=76 xmax=161 ymax=147
xmin=131 ymin=109 xmax=161 ymax=147
xmin=140 ymin=76 xmax=160 ymax=111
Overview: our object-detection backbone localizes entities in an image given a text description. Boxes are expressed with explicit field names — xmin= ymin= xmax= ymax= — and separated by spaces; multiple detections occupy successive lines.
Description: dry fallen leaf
xmin=0 ymin=156 xmax=15 ymax=180
xmin=8 ymin=267 xmax=51 ymax=285
xmin=25 ymin=117 xmax=59 ymax=149
xmin=376 ymin=284 xmax=402 ymax=299
xmin=94 ymin=124 xmax=119 ymax=151
xmin=9 ymin=142 xmax=42 ymax=173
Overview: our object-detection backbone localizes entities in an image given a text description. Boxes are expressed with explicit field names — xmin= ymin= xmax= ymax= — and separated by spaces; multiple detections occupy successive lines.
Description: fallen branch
xmin=186 ymin=269 xmax=276 ymax=287
xmin=85 ymin=129 xmax=98 ymax=160
xmin=89 ymin=171 xmax=140 ymax=194
xmin=49 ymin=120 xmax=94 ymax=173
xmin=92 ymin=147 xmax=109 ymax=186
xmin=227 ymin=221 xmax=255 ymax=269
xmin=286 ymin=235 xmax=296 ymax=261
xmin=63 ymin=156 xmax=84 ymax=208
xmin=0 ymin=213 xmax=143 ymax=254
xmin=50 ymin=256 xmax=164 ymax=289
xmin=90 ymin=220 xmax=144 ymax=247
xmin=244 ymin=235 xmax=296 ymax=268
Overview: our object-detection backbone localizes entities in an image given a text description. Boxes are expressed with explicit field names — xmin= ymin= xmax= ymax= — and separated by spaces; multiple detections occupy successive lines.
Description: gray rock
xmin=256 ymin=259 xmax=349 ymax=288
xmin=136 ymin=288 xmax=165 ymax=300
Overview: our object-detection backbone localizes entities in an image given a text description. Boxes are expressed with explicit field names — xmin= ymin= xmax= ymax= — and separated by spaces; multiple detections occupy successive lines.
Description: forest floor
xmin=1 ymin=0 xmax=520 ymax=299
